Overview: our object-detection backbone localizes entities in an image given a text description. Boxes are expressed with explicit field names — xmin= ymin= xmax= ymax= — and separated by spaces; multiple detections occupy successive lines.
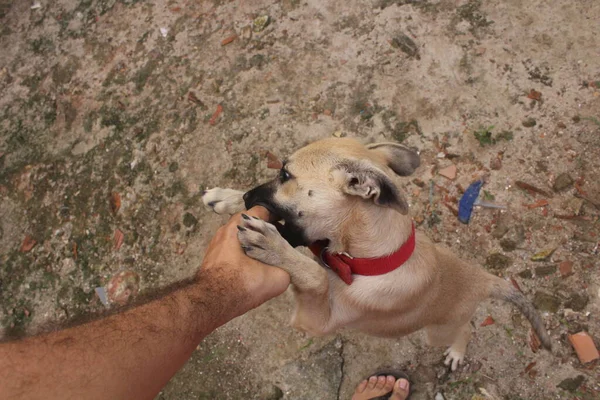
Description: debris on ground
xmin=107 ymin=271 xmax=141 ymax=305
xmin=458 ymin=180 xmax=483 ymax=223
xmin=522 ymin=117 xmax=537 ymax=128
xmin=552 ymin=172 xmax=574 ymax=192
xmin=221 ymin=34 xmax=237 ymax=46
xmin=527 ymin=89 xmax=542 ymax=101
xmin=209 ymin=104 xmax=223 ymax=125
xmin=391 ymin=33 xmax=420 ymax=59
xmin=568 ymin=331 xmax=600 ymax=364
xmin=253 ymin=15 xmax=271 ymax=32
xmin=95 ymin=287 xmax=110 ymax=307
xmin=480 ymin=316 xmax=495 ymax=327
xmin=438 ymin=164 xmax=457 ymax=180
xmin=110 ymin=192 xmax=121 ymax=214
xmin=113 ymin=229 xmax=125 ymax=250
xmin=266 ymin=151 xmax=283 ymax=169
xmin=19 ymin=235 xmax=37 ymax=253
xmin=559 ymin=261 xmax=574 ymax=277
xmin=531 ymin=248 xmax=556 ymax=261
xmin=514 ymin=181 xmax=551 ymax=197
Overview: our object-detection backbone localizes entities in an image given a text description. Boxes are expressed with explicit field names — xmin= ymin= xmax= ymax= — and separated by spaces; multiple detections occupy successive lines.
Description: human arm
xmin=0 ymin=206 xmax=290 ymax=400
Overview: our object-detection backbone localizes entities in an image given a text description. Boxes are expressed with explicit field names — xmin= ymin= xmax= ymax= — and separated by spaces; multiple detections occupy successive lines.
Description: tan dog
xmin=202 ymin=138 xmax=551 ymax=370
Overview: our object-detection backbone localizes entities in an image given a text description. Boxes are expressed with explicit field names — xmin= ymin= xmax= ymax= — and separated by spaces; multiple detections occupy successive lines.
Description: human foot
xmin=352 ymin=375 xmax=410 ymax=400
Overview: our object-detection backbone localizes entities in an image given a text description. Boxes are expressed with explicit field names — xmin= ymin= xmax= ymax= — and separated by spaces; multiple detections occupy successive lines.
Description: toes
xmin=237 ymin=227 xmax=266 ymax=249
xmin=239 ymin=215 xmax=278 ymax=235
xmin=389 ymin=379 xmax=410 ymax=400
xmin=375 ymin=376 xmax=386 ymax=390
xmin=354 ymin=380 xmax=368 ymax=394
xmin=444 ymin=350 xmax=464 ymax=371
xmin=367 ymin=376 xmax=377 ymax=390
xmin=383 ymin=375 xmax=395 ymax=391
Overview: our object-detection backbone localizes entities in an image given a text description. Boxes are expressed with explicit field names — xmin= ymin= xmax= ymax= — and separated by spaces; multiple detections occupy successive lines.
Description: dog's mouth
xmin=244 ymin=199 xmax=314 ymax=248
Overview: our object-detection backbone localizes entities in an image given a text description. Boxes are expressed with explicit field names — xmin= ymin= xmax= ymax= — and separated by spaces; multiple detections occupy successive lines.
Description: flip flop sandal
xmin=368 ymin=371 xmax=412 ymax=400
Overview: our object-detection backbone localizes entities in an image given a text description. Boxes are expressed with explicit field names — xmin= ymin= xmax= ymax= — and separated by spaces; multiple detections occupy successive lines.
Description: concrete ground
xmin=1 ymin=0 xmax=599 ymax=399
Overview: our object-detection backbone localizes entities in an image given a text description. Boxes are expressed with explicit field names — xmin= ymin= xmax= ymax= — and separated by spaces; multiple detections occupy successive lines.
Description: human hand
xmin=199 ymin=206 xmax=291 ymax=318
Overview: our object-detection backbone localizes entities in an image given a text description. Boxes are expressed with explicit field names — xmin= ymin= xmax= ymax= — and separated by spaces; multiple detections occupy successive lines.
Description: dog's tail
xmin=488 ymin=276 xmax=552 ymax=350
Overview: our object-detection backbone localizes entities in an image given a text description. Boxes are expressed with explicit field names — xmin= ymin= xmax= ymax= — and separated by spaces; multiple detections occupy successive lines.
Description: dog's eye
xmin=279 ymin=168 xmax=291 ymax=183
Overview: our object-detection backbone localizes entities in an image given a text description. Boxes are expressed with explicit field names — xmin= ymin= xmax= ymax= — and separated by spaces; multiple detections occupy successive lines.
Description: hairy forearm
xmin=0 ymin=266 xmax=245 ymax=400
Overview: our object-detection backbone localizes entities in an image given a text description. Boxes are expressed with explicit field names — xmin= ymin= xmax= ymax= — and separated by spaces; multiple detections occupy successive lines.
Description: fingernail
xmin=399 ymin=379 xmax=408 ymax=390
xmin=241 ymin=214 xmax=250 ymax=220
xmin=242 ymin=245 xmax=252 ymax=251
xmin=237 ymin=225 xmax=246 ymax=231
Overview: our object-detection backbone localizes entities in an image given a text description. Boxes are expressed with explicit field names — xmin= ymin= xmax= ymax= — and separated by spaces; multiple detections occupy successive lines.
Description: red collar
xmin=308 ymin=223 xmax=416 ymax=285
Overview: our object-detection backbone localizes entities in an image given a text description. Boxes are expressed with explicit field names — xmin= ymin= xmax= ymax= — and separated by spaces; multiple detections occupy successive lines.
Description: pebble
xmin=522 ymin=117 xmax=537 ymax=127
xmin=534 ymin=264 xmax=557 ymax=277
xmin=552 ymin=172 xmax=574 ymax=192
xmin=253 ymin=15 xmax=271 ymax=32
xmin=485 ymin=253 xmax=512 ymax=270
xmin=391 ymin=33 xmax=419 ymax=59
xmin=568 ymin=331 xmax=599 ymax=364
xmin=557 ymin=376 xmax=585 ymax=392
xmin=438 ymin=164 xmax=457 ymax=180
xmin=559 ymin=261 xmax=574 ymax=277
xmin=533 ymin=291 xmax=561 ymax=313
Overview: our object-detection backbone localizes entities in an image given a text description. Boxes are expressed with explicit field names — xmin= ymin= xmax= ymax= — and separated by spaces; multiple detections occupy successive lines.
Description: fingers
xmin=242 ymin=206 xmax=271 ymax=220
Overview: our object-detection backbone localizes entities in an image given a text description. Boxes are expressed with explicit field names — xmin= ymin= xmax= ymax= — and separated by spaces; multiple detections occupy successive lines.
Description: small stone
xmin=168 ymin=162 xmax=179 ymax=172
xmin=533 ymin=291 xmax=561 ymax=313
xmin=500 ymin=238 xmax=517 ymax=251
xmin=557 ymin=376 xmax=585 ymax=392
xmin=572 ymin=115 xmax=581 ymax=123
xmin=413 ymin=178 xmax=426 ymax=188
xmin=522 ymin=117 xmax=537 ymax=127
xmin=490 ymin=157 xmax=502 ymax=170
xmin=491 ymin=215 xmax=511 ymax=239
xmin=438 ymin=164 xmax=457 ymax=180
xmin=568 ymin=331 xmax=599 ymax=364
xmin=557 ymin=122 xmax=567 ymax=129
xmin=485 ymin=253 xmax=512 ymax=270
xmin=559 ymin=261 xmax=574 ymax=277
xmin=183 ymin=212 xmax=198 ymax=228
xmin=531 ymin=248 xmax=556 ymax=262
xmin=253 ymin=15 xmax=271 ymax=32
xmin=518 ymin=269 xmax=533 ymax=279
xmin=565 ymin=293 xmax=589 ymax=312
xmin=535 ymin=264 xmax=557 ymax=277
xmin=391 ymin=33 xmax=419 ymax=59
xmin=553 ymin=172 xmax=574 ymax=192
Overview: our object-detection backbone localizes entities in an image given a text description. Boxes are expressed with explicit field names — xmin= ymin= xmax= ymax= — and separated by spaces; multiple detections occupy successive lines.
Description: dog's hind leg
xmin=425 ymin=322 xmax=471 ymax=371
xmin=202 ymin=188 xmax=246 ymax=214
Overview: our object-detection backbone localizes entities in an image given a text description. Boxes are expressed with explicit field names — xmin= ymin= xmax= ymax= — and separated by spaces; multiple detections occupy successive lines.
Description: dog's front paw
xmin=202 ymin=188 xmax=245 ymax=214
xmin=237 ymin=214 xmax=293 ymax=267
xmin=444 ymin=346 xmax=465 ymax=371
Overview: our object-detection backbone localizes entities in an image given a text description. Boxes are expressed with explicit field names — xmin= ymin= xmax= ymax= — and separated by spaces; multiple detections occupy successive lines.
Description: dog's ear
xmin=366 ymin=142 xmax=420 ymax=176
xmin=334 ymin=160 xmax=409 ymax=214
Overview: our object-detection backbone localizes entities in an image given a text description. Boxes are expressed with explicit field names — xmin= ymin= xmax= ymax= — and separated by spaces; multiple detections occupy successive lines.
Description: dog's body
xmin=202 ymin=138 xmax=550 ymax=369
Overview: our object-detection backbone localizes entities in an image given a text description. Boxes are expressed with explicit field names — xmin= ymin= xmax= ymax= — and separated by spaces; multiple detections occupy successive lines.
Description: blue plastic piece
xmin=458 ymin=180 xmax=484 ymax=224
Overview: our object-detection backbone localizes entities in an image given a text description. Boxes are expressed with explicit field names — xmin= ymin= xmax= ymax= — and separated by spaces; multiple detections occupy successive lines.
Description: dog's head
xmin=244 ymin=138 xmax=420 ymax=247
